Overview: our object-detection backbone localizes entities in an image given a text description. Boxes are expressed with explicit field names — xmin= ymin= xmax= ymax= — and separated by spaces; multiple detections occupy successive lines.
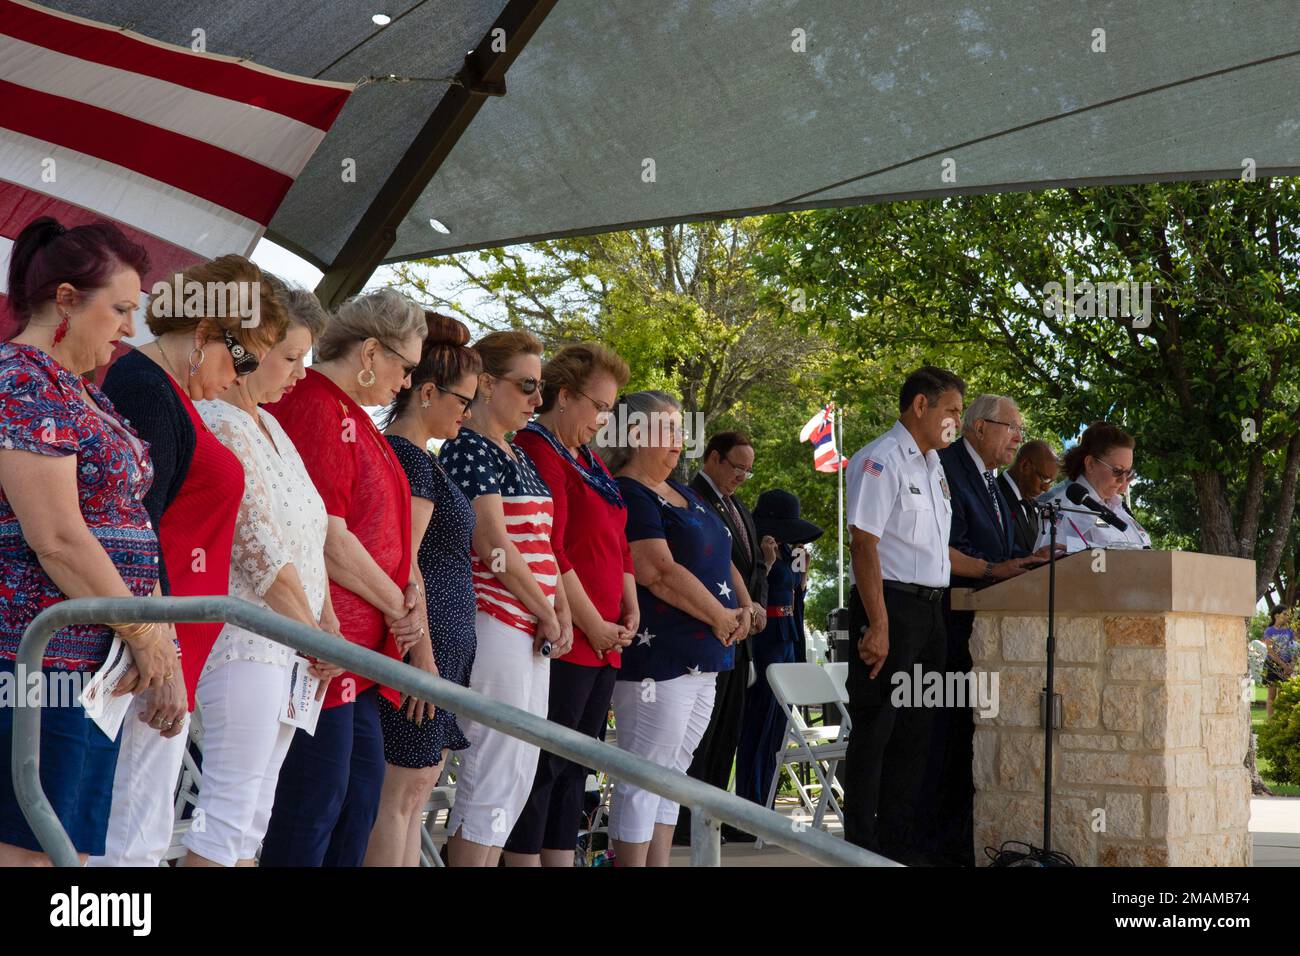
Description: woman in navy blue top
xmin=365 ymin=311 xmax=482 ymax=868
xmin=598 ymin=391 xmax=750 ymax=867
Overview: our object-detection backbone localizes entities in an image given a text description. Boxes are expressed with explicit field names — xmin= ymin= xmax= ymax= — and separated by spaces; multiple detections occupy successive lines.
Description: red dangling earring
xmin=52 ymin=311 xmax=70 ymax=345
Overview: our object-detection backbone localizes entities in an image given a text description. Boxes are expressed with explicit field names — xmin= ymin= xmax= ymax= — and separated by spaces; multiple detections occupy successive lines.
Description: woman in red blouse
xmin=260 ymin=288 xmax=429 ymax=867
xmin=505 ymin=343 xmax=638 ymax=866
xmin=94 ymin=255 xmax=289 ymax=867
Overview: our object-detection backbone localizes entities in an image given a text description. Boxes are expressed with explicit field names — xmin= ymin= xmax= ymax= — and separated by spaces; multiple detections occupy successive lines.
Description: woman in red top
xmin=260 ymin=288 xmax=428 ymax=867
xmin=95 ymin=255 xmax=289 ymax=867
xmin=505 ymin=343 xmax=638 ymax=866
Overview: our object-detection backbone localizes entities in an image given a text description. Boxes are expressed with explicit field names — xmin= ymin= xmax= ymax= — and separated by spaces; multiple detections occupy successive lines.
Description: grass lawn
xmin=1252 ymin=684 xmax=1300 ymax=797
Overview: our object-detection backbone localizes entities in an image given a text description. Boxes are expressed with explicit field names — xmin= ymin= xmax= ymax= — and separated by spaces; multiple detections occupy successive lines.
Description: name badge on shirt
xmin=909 ymin=484 xmax=921 ymax=495
xmin=281 ymin=655 xmax=324 ymax=736
xmin=939 ymin=476 xmax=951 ymax=500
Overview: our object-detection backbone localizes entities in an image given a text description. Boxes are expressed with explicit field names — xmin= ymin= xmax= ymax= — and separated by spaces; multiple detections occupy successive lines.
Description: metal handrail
xmin=13 ymin=596 xmax=895 ymax=868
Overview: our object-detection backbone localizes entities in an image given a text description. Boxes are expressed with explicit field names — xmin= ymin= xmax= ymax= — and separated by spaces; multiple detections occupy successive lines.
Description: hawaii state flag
xmin=0 ymin=0 xmax=352 ymax=340
xmin=799 ymin=404 xmax=846 ymax=473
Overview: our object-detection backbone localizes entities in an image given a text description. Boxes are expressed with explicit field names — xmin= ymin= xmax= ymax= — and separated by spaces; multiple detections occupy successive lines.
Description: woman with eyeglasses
xmin=91 ymin=255 xmax=290 ymax=867
xmin=1034 ymin=421 xmax=1151 ymax=552
xmin=363 ymin=311 xmax=482 ymax=867
xmin=258 ymin=288 xmax=429 ymax=867
xmin=504 ymin=342 xmax=637 ymax=866
xmin=440 ymin=329 xmax=574 ymax=867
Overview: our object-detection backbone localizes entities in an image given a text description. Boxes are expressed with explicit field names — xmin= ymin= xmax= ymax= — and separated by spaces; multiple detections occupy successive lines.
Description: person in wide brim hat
xmin=752 ymin=488 xmax=823 ymax=545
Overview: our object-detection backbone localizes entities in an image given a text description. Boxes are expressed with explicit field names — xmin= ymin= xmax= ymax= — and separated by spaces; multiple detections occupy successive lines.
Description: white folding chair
xmin=823 ymin=661 xmax=849 ymax=703
xmin=759 ymin=663 xmax=852 ymax=841
xmin=419 ymin=755 xmax=458 ymax=867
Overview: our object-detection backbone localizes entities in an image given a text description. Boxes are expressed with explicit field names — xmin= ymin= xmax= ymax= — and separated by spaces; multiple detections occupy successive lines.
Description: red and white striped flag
xmin=0 ymin=0 xmax=351 ymax=338
xmin=799 ymin=404 xmax=847 ymax=473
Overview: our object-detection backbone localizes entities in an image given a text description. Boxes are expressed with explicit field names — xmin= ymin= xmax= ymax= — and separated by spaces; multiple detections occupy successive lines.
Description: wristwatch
xmin=982 ymin=560 xmax=996 ymax=583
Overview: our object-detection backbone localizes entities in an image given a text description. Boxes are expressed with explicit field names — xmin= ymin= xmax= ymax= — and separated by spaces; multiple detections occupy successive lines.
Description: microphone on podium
xmin=1065 ymin=483 xmax=1127 ymax=531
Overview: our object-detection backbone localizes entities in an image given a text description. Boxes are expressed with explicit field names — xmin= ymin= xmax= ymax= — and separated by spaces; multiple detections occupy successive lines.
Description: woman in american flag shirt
xmin=439 ymin=330 xmax=574 ymax=866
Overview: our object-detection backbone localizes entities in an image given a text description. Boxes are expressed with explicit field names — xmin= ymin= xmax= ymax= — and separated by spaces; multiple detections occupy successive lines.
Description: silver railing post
xmin=689 ymin=806 xmax=722 ymax=866
xmin=13 ymin=597 xmax=897 ymax=868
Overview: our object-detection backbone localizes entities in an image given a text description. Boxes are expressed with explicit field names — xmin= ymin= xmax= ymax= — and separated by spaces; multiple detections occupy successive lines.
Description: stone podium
xmin=950 ymin=550 xmax=1254 ymax=866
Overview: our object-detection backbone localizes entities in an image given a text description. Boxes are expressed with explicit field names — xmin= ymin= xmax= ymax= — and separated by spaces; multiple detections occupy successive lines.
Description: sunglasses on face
xmin=378 ymin=340 xmax=419 ymax=377
xmin=437 ymin=384 xmax=475 ymax=413
xmin=1093 ymin=455 xmax=1135 ymax=480
xmin=502 ymin=375 xmax=544 ymax=395
xmin=223 ymin=330 xmax=259 ymax=376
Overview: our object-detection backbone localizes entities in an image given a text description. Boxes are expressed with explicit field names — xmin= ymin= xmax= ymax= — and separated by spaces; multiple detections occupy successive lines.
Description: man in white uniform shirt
xmin=842 ymin=366 xmax=964 ymax=864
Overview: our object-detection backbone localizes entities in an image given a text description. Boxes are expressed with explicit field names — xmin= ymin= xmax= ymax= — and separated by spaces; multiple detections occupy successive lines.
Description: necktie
xmin=984 ymin=471 xmax=1003 ymax=529
xmin=725 ymin=494 xmax=752 ymax=558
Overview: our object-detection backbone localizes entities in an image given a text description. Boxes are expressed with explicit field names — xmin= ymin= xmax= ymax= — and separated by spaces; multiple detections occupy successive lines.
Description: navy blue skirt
xmin=0 ymin=658 xmax=122 ymax=855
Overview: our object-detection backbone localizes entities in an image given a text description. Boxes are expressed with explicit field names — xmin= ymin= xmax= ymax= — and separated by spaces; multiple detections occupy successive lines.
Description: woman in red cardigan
xmin=505 ymin=342 xmax=639 ymax=865
xmin=259 ymin=288 xmax=428 ymax=867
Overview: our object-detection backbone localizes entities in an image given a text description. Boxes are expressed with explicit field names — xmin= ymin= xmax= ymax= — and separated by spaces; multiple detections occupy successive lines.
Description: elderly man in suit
xmin=674 ymin=430 xmax=770 ymax=844
xmin=923 ymin=395 xmax=1050 ymax=864
xmin=998 ymin=440 xmax=1060 ymax=555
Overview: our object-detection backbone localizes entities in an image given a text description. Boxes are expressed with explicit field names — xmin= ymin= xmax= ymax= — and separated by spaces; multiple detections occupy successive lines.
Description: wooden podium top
xmin=949 ymin=549 xmax=1256 ymax=617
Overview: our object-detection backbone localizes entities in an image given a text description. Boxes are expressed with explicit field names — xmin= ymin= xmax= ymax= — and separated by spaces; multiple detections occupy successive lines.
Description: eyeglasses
xmin=575 ymin=387 xmax=612 ymax=420
xmin=222 ymin=330 xmax=259 ymax=376
xmin=1093 ymin=455 xmax=1136 ymax=480
xmin=502 ymin=375 xmax=544 ymax=395
xmin=722 ymin=454 xmax=754 ymax=481
xmin=378 ymin=340 xmax=420 ymax=377
xmin=984 ymin=418 xmax=1024 ymax=439
xmin=437 ymin=384 xmax=475 ymax=413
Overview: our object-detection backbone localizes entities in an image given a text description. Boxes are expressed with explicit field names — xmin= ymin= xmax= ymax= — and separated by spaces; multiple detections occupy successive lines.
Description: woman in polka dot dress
xmin=365 ymin=312 xmax=483 ymax=867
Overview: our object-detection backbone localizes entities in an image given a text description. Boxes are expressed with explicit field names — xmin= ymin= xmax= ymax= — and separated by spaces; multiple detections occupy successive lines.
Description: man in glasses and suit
xmin=674 ymin=430 xmax=769 ymax=844
xmin=997 ymin=440 xmax=1060 ymax=555
xmin=924 ymin=395 xmax=1048 ymax=864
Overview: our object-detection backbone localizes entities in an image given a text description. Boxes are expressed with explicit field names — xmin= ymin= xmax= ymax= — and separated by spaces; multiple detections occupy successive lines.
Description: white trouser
xmin=608 ymin=671 xmax=717 ymax=844
xmin=181 ymin=659 xmax=295 ymax=866
xmin=447 ymin=611 xmax=549 ymax=847
xmin=86 ymin=694 xmax=189 ymax=867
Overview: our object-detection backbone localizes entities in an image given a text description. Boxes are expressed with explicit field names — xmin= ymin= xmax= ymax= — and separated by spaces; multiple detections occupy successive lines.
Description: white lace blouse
xmin=196 ymin=399 xmax=329 ymax=672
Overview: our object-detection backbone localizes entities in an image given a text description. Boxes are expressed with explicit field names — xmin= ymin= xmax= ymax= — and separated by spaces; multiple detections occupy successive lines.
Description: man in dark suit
xmin=998 ymin=440 xmax=1060 ymax=554
xmin=675 ymin=430 xmax=769 ymax=844
xmin=924 ymin=395 xmax=1044 ymax=864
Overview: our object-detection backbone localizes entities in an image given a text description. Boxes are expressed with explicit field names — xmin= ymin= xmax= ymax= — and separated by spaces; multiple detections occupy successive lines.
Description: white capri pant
xmin=446 ymin=611 xmax=550 ymax=847
xmin=87 ymin=694 xmax=189 ymax=867
xmin=608 ymin=670 xmax=717 ymax=844
xmin=181 ymin=659 xmax=295 ymax=866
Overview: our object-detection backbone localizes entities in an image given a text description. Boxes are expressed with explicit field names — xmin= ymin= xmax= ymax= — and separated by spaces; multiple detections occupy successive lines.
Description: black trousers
xmin=916 ymin=606 xmax=976 ymax=866
xmin=842 ymin=585 xmax=946 ymax=865
xmin=675 ymin=637 xmax=750 ymax=838
xmin=504 ymin=660 xmax=617 ymax=854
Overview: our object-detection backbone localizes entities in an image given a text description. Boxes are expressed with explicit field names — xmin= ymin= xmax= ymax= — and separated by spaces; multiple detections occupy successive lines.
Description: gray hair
xmin=962 ymin=394 xmax=1017 ymax=434
xmin=315 ymin=287 xmax=425 ymax=362
xmin=262 ymin=272 xmax=328 ymax=340
xmin=596 ymin=389 xmax=682 ymax=473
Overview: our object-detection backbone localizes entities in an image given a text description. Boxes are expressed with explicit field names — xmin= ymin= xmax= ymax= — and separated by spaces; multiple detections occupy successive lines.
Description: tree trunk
xmin=1193 ymin=469 xmax=1237 ymax=556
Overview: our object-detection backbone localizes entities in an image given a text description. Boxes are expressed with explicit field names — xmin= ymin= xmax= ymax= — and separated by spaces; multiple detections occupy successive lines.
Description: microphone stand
xmin=1027 ymin=499 xmax=1101 ymax=866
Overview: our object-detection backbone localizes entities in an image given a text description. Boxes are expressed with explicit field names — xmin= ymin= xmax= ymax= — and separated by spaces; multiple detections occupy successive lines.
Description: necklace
xmin=153 ymin=340 xmax=185 ymax=386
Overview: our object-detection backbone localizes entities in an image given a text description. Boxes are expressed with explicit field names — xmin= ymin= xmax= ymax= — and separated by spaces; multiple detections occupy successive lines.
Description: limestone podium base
xmin=953 ymin=551 xmax=1254 ymax=867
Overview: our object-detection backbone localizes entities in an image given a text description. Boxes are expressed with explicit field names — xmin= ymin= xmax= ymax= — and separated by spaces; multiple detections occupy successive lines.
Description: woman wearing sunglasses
xmin=259 ymin=288 xmax=429 ymax=867
xmin=440 ymin=329 xmax=574 ymax=867
xmin=1034 ymin=420 xmax=1151 ymax=552
xmin=93 ymin=255 xmax=290 ymax=866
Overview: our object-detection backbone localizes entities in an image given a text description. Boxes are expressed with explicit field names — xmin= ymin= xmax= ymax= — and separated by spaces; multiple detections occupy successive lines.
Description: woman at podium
xmin=1034 ymin=421 xmax=1152 ymax=553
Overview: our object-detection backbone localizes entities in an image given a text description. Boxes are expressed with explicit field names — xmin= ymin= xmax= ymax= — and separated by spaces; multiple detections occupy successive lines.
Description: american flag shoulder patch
xmin=863 ymin=457 xmax=885 ymax=478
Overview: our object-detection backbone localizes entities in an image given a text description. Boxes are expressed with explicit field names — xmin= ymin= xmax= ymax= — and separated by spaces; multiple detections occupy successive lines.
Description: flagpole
xmin=836 ymin=405 xmax=845 ymax=609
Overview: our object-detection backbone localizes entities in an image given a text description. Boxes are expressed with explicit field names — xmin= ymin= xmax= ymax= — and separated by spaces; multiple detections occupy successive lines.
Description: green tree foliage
xmin=1258 ymin=676 xmax=1300 ymax=785
xmin=758 ymin=181 xmax=1300 ymax=599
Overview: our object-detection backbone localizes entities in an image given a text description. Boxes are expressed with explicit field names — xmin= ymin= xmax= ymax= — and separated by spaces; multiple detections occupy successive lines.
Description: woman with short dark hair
xmin=0 ymin=216 xmax=174 ymax=865
xmin=1035 ymin=421 xmax=1151 ymax=551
